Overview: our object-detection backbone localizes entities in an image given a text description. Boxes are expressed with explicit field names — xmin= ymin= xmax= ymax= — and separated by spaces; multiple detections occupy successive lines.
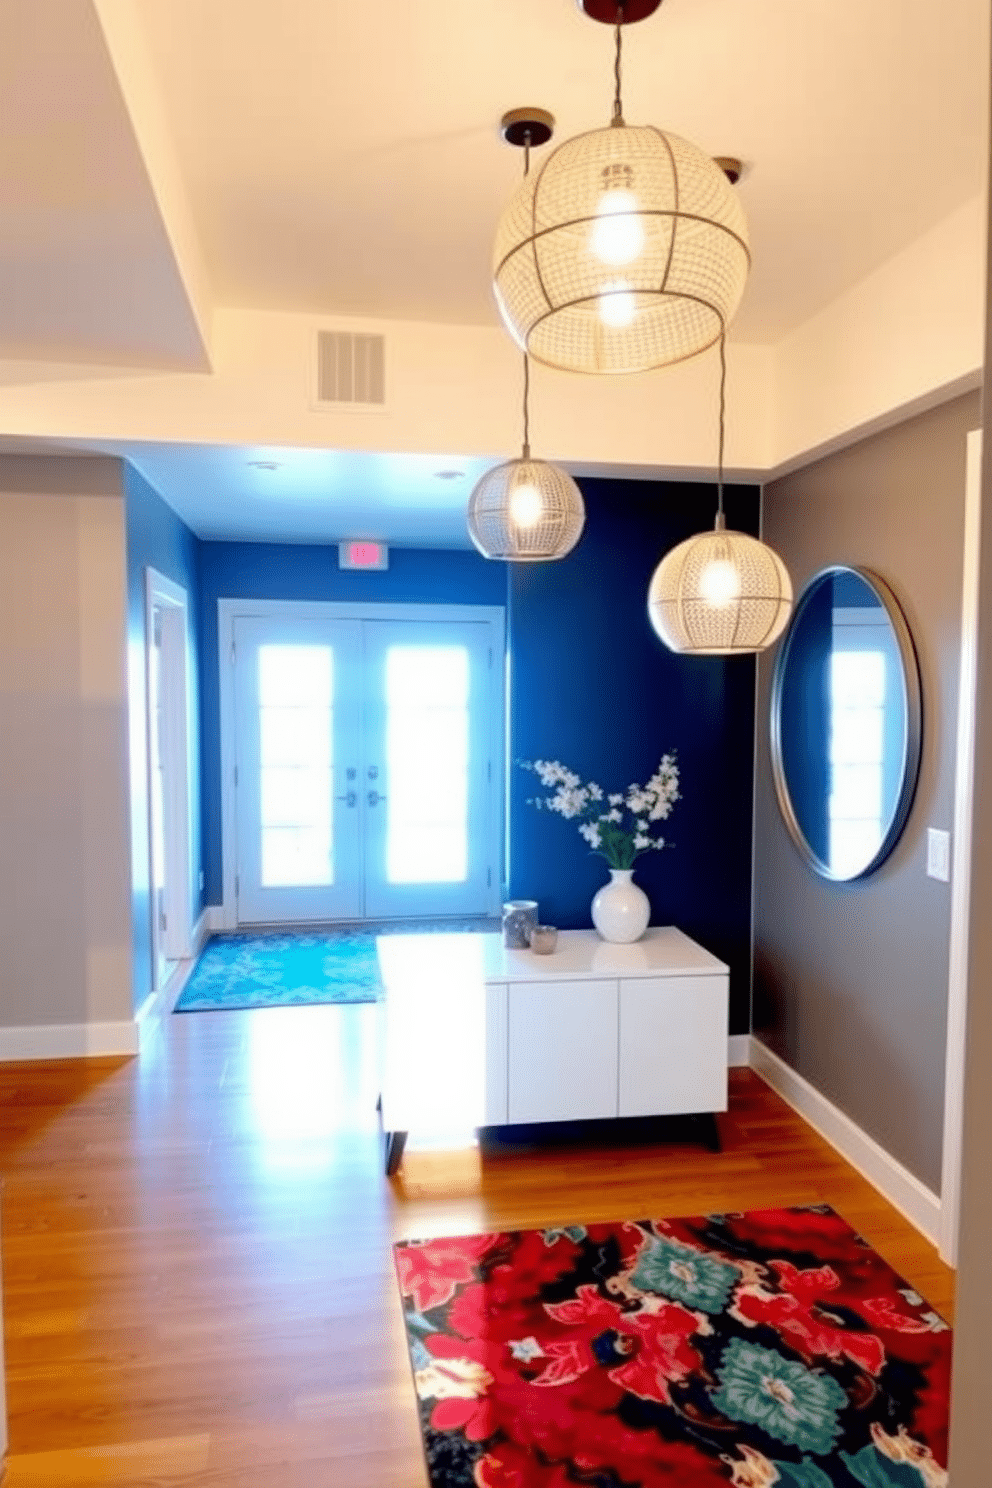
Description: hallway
xmin=0 ymin=1006 xmax=954 ymax=1485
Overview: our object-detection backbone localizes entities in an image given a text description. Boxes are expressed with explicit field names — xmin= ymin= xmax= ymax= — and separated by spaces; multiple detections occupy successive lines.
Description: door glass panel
xmin=385 ymin=646 xmax=469 ymax=884
xmin=828 ymin=649 xmax=887 ymax=879
xmin=258 ymin=645 xmax=333 ymax=887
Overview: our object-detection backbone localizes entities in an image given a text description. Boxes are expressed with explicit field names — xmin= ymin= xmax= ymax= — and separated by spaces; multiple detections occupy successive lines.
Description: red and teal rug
xmin=395 ymin=1206 xmax=950 ymax=1488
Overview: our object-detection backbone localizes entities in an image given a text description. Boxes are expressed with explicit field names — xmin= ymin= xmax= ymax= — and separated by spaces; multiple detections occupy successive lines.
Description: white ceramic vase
xmin=591 ymin=868 xmax=650 ymax=944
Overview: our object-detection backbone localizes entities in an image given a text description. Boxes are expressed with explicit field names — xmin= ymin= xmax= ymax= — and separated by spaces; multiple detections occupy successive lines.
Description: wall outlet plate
xmin=927 ymin=828 xmax=951 ymax=882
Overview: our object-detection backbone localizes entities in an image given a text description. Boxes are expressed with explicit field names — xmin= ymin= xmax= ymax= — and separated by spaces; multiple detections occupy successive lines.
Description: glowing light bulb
xmin=598 ymin=280 xmax=637 ymax=328
xmin=699 ymin=556 xmax=741 ymax=607
xmin=590 ymin=188 xmax=644 ymax=267
xmin=509 ymin=483 xmax=543 ymax=528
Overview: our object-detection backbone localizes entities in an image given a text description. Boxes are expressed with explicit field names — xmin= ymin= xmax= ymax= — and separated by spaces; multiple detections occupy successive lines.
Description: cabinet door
xmin=618 ymin=975 xmax=728 ymax=1117
xmin=508 ymin=980 xmax=618 ymax=1123
xmin=483 ymin=983 xmax=509 ymax=1125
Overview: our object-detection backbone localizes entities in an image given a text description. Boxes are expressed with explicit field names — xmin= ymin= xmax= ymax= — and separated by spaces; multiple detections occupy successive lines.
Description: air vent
xmin=315 ymin=330 xmax=386 ymax=407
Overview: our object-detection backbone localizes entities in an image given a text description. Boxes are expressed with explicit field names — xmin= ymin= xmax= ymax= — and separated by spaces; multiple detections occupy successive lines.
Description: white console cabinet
xmin=378 ymin=927 xmax=729 ymax=1174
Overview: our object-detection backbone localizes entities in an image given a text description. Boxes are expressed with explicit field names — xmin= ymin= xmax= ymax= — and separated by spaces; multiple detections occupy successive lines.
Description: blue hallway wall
xmin=123 ymin=465 xmax=203 ymax=1013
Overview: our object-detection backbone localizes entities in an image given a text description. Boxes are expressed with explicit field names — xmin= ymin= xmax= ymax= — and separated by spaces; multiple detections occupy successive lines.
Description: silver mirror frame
xmin=769 ymin=565 xmax=923 ymax=882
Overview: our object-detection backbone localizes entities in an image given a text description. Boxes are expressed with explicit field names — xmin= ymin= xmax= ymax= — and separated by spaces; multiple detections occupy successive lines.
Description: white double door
xmin=231 ymin=607 xmax=502 ymax=923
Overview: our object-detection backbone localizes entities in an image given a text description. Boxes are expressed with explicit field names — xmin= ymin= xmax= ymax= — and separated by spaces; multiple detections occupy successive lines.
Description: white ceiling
xmin=0 ymin=0 xmax=988 ymax=542
xmin=133 ymin=0 xmax=990 ymax=343
xmin=120 ymin=443 xmax=498 ymax=547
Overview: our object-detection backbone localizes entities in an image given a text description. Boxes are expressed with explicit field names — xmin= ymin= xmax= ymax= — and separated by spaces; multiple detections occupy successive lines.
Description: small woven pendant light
xmin=648 ymin=335 xmax=792 ymax=653
xmin=468 ymin=107 xmax=586 ymax=563
xmin=493 ymin=0 xmax=750 ymax=376
xmin=467 ymin=354 xmax=586 ymax=561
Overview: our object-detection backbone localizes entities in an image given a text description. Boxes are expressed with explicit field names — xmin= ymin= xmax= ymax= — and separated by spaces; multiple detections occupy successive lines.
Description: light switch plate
xmin=927 ymin=828 xmax=951 ymax=882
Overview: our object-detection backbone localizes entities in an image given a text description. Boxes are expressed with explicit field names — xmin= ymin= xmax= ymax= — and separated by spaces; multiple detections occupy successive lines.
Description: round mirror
xmin=770 ymin=566 xmax=922 ymax=881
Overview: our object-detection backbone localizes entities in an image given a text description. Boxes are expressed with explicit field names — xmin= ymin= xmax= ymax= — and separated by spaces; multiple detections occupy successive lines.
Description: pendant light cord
xmin=523 ymin=352 xmax=532 ymax=458
xmin=612 ymin=7 xmax=625 ymax=125
xmin=716 ymin=329 xmax=727 ymax=530
xmin=519 ymin=135 xmax=532 ymax=462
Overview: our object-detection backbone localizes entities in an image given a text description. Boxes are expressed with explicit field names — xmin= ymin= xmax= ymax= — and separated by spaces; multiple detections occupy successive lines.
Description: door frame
xmin=939 ymin=427 xmax=982 ymax=1264
xmin=145 ymin=568 xmax=194 ymax=981
xmin=217 ymin=598 xmax=507 ymax=930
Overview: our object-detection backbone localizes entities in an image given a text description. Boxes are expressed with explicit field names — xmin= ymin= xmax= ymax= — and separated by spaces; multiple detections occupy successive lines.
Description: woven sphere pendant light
xmin=468 ymin=112 xmax=586 ymax=563
xmin=647 ymin=514 xmax=793 ymax=653
xmin=492 ymin=3 xmax=750 ymax=375
xmin=647 ymin=333 xmax=792 ymax=655
xmin=467 ymin=455 xmax=585 ymax=561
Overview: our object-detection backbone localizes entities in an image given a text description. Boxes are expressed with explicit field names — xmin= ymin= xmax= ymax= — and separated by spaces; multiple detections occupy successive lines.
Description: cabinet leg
xmin=699 ymin=1113 xmax=722 ymax=1153
xmin=385 ymin=1130 xmax=408 ymax=1176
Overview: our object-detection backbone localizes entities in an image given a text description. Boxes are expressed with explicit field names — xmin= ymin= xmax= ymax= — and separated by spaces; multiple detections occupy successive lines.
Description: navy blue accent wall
xmin=123 ymin=465 xmax=202 ymax=1012
xmin=197 ymin=542 xmax=508 ymax=905
xmin=507 ymin=477 xmax=760 ymax=1034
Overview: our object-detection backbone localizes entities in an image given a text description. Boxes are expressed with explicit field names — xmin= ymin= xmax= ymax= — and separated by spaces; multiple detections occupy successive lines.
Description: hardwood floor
xmin=0 ymin=1004 xmax=953 ymax=1486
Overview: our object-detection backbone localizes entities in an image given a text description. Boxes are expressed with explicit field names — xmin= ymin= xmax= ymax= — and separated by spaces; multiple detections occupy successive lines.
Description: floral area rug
xmin=394 ymin=1205 xmax=950 ymax=1488
xmin=173 ymin=919 xmax=498 ymax=1013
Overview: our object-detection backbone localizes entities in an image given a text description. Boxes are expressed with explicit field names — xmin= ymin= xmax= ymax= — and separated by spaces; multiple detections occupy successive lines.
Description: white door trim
xmin=940 ymin=427 xmax=983 ymax=1265
xmin=145 ymin=568 xmax=193 ymax=977
xmin=217 ymin=598 xmax=507 ymax=929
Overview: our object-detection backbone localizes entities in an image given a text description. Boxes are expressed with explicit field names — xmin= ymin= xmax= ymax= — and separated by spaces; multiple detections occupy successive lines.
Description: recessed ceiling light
xmin=435 ymin=469 xmax=465 ymax=481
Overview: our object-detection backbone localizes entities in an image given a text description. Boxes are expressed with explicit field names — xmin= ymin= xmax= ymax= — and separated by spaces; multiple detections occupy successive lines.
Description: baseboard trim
xmin=748 ymin=1037 xmax=942 ymax=1246
xmin=0 ymin=1021 xmax=139 ymax=1062
xmin=137 ymin=910 xmax=212 ymax=1044
xmin=205 ymin=905 xmax=229 ymax=934
xmin=728 ymin=1034 xmax=751 ymax=1067
xmin=192 ymin=907 xmax=213 ymax=954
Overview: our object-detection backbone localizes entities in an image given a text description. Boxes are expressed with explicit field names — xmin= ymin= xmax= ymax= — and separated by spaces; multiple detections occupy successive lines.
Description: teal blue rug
xmin=173 ymin=920 xmax=499 ymax=1013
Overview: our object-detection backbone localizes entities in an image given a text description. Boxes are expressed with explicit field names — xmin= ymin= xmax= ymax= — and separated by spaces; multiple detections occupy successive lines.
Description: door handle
xmin=367 ymin=789 xmax=386 ymax=807
xmin=336 ymin=790 xmax=358 ymax=807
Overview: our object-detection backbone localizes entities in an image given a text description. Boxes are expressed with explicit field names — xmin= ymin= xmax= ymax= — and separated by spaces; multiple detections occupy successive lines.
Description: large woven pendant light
xmin=493 ymin=0 xmax=750 ymax=376
xmin=468 ymin=108 xmax=586 ymax=563
xmin=467 ymin=353 xmax=585 ymax=561
xmin=648 ymin=335 xmax=792 ymax=654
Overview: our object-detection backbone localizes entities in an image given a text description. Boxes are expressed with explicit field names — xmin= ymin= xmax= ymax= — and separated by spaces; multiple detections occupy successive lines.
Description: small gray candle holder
xmin=503 ymin=900 xmax=538 ymax=949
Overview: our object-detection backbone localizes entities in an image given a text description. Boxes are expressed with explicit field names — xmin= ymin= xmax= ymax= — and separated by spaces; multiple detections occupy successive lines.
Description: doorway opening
xmin=145 ymin=569 xmax=194 ymax=990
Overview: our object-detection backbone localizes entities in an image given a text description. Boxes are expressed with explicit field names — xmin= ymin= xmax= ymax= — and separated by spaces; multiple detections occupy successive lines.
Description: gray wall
xmin=0 ymin=456 xmax=134 ymax=1033
xmin=753 ymin=390 xmax=980 ymax=1193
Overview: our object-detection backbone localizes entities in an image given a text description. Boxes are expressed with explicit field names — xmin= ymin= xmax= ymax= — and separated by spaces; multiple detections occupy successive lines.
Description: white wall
xmin=0 ymin=195 xmax=983 ymax=485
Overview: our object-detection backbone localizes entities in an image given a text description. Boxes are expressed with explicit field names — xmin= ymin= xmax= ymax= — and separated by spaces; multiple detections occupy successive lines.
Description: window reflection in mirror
xmin=772 ymin=568 xmax=921 ymax=881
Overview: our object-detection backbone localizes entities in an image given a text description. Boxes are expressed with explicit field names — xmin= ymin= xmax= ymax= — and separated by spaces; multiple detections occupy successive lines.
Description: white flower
xmin=552 ymin=785 xmax=589 ymax=819
xmin=522 ymin=753 xmax=677 ymax=867
xmin=579 ymin=822 xmax=602 ymax=849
